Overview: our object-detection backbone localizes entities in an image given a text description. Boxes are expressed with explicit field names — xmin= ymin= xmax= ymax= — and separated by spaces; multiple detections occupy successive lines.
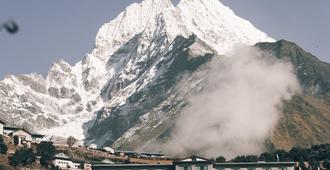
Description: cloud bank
xmin=163 ymin=45 xmax=301 ymax=158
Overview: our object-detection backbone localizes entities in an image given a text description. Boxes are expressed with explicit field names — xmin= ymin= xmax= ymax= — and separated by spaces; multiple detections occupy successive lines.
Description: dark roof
xmin=31 ymin=133 xmax=45 ymax=138
xmin=214 ymin=162 xmax=296 ymax=168
xmin=114 ymin=150 xmax=139 ymax=154
xmin=92 ymin=164 xmax=173 ymax=169
xmin=4 ymin=125 xmax=34 ymax=135
xmin=40 ymin=141 xmax=54 ymax=144
xmin=3 ymin=126 xmax=20 ymax=131
xmin=140 ymin=152 xmax=164 ymax=156
xmin=113 ymin=150 xmax=164 ymax=157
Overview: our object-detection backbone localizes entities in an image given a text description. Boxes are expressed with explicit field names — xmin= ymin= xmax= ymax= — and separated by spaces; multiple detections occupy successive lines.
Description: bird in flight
xmin=1 ymin=20 xmax=19 ymax=34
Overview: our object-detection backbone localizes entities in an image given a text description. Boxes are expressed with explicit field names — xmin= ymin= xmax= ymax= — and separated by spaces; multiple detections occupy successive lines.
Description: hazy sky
xmin=0 ymin=0 xmax=329 ymax=79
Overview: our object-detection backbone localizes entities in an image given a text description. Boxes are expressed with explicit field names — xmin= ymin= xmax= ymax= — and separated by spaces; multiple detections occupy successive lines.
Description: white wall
xmin=176 ymin=164 xmax=213 ymax=170
xmin=12 ymin=130 xmax=32 ymax=141
xmin=53 ymin=159 xmax=81 ymax=170
xmin=213 ymin=166 xmax=295 ymax=170
xmin=0 ymin=123 xmax=3 ymax=135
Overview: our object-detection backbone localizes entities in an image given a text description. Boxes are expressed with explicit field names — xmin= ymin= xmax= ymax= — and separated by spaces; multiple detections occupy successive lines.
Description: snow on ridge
xmin=92 ymin=0 xmax=175 ymax=62
xmin=0 ymin=0 xmax=275 ymax=141
xmin=93 ymin=0 xmax=274 ymax=63
xmin=177 ymin=0 xmax=275 ymax=54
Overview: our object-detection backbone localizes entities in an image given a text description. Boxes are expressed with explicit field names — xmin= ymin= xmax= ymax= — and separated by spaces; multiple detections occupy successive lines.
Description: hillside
xmin=256 ymin=40 xmax=330 ymax=150
xmin=112 ymin=40 xmax=330 ymax=154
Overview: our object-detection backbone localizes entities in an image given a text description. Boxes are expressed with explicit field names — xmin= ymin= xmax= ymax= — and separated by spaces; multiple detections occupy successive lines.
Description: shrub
xmin=10 ymin=148 xmax=36 ymax=166
xmin=0 ymin=143 xmax=8 ymax=154
xmin=322 ymin=160 xmax=330 ymax=169
xmin=0 ymin=136 xmax=8 ymax=154
xmin=231 ymin=155 xmax=259 ymax=162
xmin=215 ymin=156 xmax=226 ymax=163
xmin=66 ymin=136 xmax=77 ymax=148
xmin=259 ymin=152 xmax=277 ymax=162
xmin=37 ymin=142 xmax=55 ymax=165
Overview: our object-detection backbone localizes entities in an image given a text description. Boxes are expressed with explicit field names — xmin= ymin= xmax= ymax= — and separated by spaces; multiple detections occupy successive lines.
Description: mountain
xmin=0 ymin=0 xmax=328 ymax=154
xmin=0 ymin=0 xmax=272 ymax=140
xmin=256 ymin=40 xmax=330 ymax=150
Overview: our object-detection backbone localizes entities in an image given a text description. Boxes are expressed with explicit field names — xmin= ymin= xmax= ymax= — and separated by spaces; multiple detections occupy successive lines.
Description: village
xmin=0 ymin=120 xmax=329 ymax=170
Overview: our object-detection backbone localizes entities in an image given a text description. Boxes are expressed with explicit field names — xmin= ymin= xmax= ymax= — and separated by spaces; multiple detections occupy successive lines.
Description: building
xmin=93 ymin=163 xmax=174 ymax=170
xmin=3 ymin=126 xmax=20 ymax=135
xmin=140 ymin=151 xmax=165 ymax=158
xmin=31 ymin=133 xmax=45 ymax=144
xmin=88 ymin=144 xmax=98 ymax=150
xmin=92 ymin=156 xmax=296 ymax=170
xmin=100 ymin=159 xmax=115 ymax=164
xmin=9 ymin=129 xmax=32 ymax=147
xmin=173 ymin=156 xmax=213 ymax=170
xmin=102 ymin=147 xmax=115 ymax=154
xmin=0 ymin=120 xmax=5 ymax=135
xmin=114 ymin=150 xmax=139 ymax=157
xmin=52 ymin=152 xmax=92 ymax=170
xmin=213 ymin=162 xmax=296 ymax=170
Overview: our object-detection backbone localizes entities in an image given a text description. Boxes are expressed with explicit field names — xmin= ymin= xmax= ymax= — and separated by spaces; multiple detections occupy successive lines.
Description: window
xmin=180 ymin=166 xmax=192 ymax=170
xmin=197 ymin=165 xmax=207 ymax=170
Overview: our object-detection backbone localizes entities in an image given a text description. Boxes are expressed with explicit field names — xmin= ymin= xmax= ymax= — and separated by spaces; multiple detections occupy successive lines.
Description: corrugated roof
xmin=54 ymin=153 xmax=70 ymax=159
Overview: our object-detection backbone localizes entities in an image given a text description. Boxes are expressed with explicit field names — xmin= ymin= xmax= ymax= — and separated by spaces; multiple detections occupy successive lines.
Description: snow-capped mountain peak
xmin=177 ymin=0 xmax=274 ymax=54
xmin=0 ymin=0 xmax=274 ymax=143
xmin=93 ymin=0 xmax=175 ymax=62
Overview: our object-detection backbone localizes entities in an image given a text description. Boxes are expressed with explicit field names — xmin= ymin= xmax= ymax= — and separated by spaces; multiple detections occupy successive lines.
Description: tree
xmin=10 ymin=148 xmax=36 ymax=166
xmin=66 ymin=136 xmax=77 ymax=148
xmin=259 ymin=152 xmax=277 ymax=162
xmin=308 ymin=159 xmax=319 ymax=170
xmin=37 ymin=142 xmax=56 ymax=166
xmin=0 ymin=136 xmax=8 ymax=154
xmin=215 ymin=156 xmax=226 ymax=163
xmin=0 ymin=143 xmax=7 ymax=155
xmin=323 ymin=160 xmax=330 ymax=169
xmin=289 ymin=147 xmax=310 ymax=162
xmin=231 ymin=155 xmax=259 ymax=162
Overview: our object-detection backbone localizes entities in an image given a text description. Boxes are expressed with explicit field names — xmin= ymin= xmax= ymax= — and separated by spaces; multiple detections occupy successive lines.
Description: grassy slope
xmin=272 ymin=95 xmax=330 ymax=150
xmin=256 ymin=40 xmax=330 ymax=150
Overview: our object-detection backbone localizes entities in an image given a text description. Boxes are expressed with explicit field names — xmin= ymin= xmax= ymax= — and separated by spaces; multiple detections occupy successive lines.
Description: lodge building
xmin=0 ymin=120 xmax=45 ymax=147
xmin=92 ymin=156 xmax=296 ymax=170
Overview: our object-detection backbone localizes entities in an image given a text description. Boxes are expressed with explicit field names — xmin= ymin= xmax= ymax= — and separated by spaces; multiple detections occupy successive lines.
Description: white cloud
xmin=162 ymin=45 xmax=301 ymax=158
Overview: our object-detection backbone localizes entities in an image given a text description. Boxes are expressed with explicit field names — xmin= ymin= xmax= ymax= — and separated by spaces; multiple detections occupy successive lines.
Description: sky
xmin=0 ymin=0 xmax=329 ymax=79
